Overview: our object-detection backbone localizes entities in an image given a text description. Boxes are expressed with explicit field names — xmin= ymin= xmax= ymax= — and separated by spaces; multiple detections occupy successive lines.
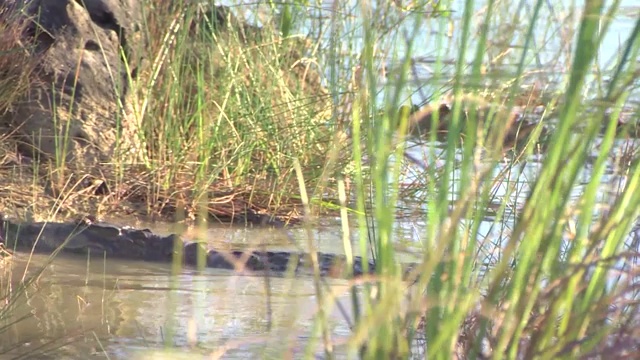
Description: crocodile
xmin=0 ymin=215 xmax=383 ymax=278
xmin=401 ymin=102 xmax=547 ymax=151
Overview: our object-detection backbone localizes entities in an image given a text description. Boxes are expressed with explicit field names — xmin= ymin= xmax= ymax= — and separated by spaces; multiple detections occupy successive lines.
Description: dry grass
xmin=0 ymin=7 xmax=39 ymax=116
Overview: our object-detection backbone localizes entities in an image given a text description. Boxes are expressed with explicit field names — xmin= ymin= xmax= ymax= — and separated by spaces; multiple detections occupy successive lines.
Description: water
xmin=1 ymin=246 xmax=359 ymax=359
xmin=1 ymin=216 xmax=431 ymax=358
xmin=231 ymin=0 xmax=639 ymax=103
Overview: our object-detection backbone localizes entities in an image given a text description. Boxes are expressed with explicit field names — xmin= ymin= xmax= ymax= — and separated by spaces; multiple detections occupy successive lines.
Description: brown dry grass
xmin=0 ymin=158 xmax=308 ymax=223
xmin=0 ymin=6 xmax=52 ymax=220
xmin=0 ymin=7 xmax=39 ymax=116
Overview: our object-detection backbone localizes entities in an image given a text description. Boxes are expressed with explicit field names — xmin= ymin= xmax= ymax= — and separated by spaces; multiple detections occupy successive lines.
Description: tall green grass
xmin=125 ymin=2 xmax=341 ymax=218
xmin=327 ymin=0 xmax=640 ymax=358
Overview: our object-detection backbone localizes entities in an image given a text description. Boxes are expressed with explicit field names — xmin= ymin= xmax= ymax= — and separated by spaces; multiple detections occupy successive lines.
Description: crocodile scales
xmin=0 ymin=215 xmax=386 ymax=278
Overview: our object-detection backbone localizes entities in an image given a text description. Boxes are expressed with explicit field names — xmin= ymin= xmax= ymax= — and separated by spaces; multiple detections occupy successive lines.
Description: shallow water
xmin=1 ymin=246 xmax=361 ymax=359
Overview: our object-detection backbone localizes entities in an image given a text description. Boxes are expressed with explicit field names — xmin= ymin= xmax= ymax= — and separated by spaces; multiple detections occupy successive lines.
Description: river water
xmin=1 ymin=224 xmax=363 ymax=359
xmin=2 ymin=218 xmax=430 ymax=359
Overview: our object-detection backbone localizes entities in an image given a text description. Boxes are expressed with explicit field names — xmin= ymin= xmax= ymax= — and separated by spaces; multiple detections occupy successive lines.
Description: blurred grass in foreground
xmin=334 ymin=0 xmax=640 ymax=358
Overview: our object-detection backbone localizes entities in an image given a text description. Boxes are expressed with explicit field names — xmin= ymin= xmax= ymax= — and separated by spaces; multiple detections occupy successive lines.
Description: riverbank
xmin=0 ymin=2 xmax=350 ymax=225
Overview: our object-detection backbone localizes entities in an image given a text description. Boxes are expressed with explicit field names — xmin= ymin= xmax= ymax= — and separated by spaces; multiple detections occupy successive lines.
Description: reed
xmin=341 ymin=0 xmax=640 ymax=358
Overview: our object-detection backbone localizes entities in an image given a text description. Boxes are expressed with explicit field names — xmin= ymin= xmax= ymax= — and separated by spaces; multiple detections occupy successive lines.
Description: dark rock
xmin=0 ymin=0 xmax=145 ymax=166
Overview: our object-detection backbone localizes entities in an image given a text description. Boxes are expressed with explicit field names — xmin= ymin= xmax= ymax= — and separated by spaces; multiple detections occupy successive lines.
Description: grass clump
xmin=0 ymin=2 xmax=343 ymax=222
xmin=0 ymin=6 xmax=39 ymax=116
xmin=115 ymin=2 xmax=343 ymax=221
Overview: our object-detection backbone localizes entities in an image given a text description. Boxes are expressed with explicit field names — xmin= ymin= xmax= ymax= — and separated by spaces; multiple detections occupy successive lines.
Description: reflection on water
xmin=1 ymin=251 xmax=359 ymax=359
xmin=0 ymin=213 xmax=430 ymax=358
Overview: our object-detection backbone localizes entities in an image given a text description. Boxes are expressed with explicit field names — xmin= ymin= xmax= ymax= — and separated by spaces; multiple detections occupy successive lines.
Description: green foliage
xmin=329 ymin=0 xmax=640 ymax=358
xmin=139 ymin=1 xmax=640 ymax=358
xmin=132 ymin=2 xmax=338 ymax=214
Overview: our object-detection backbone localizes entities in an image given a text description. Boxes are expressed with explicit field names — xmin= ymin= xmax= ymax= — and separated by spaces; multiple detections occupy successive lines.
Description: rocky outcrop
xmin=0 ymin=0 xmax=145 ymax=166
xmin=0 ymin=215 xmax=386 ymax=278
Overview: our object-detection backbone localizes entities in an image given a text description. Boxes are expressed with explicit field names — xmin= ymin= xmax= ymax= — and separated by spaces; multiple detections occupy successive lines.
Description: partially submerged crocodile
xmin=0 ymin=215 xmax=381 ymax=278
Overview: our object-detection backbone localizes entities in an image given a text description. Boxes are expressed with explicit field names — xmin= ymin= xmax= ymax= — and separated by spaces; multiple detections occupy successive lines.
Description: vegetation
xmin=0 ymin=2 xmax=341 ymax=222
xmin=2 ymin=0 xmax=640 ymax=359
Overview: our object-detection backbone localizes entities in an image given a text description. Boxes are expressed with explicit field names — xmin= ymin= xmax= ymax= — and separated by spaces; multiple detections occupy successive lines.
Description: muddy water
xmin=0 ymin=213 xmax=429 ymax=359
xmin=0 ymin=225 xmax=364 ymax=359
